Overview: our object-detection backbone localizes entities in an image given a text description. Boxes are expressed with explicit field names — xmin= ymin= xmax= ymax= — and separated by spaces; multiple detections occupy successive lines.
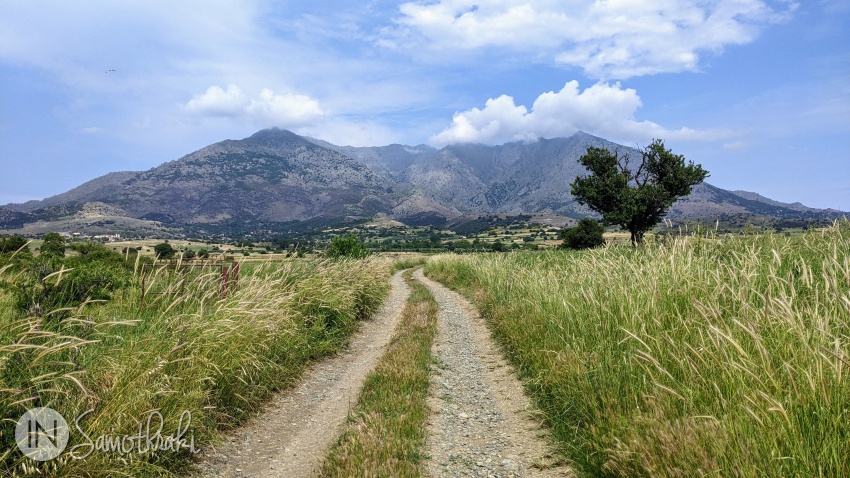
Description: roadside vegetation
xmin=320 ymin=269 xmax=438 ymax=477
xmin=425 ymin=220 xmax=850 ymax=477
xmin=0 ymin=239 xmax=390 ymax=476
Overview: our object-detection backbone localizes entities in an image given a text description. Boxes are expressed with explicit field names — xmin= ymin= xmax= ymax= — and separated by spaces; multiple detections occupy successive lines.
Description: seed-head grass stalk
xmin=1 ymin=256 xmax=390 ymax=476
xmin=425 ymin=220 xmax=850 ymax=477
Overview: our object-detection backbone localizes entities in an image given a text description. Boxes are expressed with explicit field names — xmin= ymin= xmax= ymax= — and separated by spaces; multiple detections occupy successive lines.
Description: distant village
xmin=56 ymin=231 xmax=122 ymax=241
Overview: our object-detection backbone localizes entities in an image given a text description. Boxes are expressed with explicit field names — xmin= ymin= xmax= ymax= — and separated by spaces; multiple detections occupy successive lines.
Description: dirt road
xmin=193 ymin=270 xmax=410 ymax=478
xmin=193 ymin=268 xmax=571 ymax=477
xmin=416 ymin=269 xmax=572 ymax=477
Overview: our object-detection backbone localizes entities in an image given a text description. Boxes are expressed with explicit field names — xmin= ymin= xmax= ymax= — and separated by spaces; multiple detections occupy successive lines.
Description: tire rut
xmin=415 ymin=269 xmax=573 ymax=478
xmin=191 ymin=269 xmax=411 ymax=478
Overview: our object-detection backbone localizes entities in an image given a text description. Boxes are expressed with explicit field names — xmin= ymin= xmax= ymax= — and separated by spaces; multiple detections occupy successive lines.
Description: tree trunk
xmin=630 ymin=229 xmax=645 ymax=246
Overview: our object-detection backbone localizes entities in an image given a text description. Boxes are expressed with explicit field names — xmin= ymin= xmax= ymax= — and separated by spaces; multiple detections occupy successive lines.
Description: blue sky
xmin=1 ymin=0 xmax=848 ymax=210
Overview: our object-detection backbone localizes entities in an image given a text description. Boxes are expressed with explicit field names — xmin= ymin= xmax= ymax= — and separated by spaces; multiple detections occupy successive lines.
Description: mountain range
xmin=1 ymin=128 xmax=844 ymax=236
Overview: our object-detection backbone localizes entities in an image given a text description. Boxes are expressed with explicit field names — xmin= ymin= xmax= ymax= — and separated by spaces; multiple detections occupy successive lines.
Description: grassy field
xmin=425 ymin=221 xmax=850 ymax=477
xmin=0 ymin=255 xmax=390 ymax=476
xmin=320 ymin=269 xmax=437 ymax=477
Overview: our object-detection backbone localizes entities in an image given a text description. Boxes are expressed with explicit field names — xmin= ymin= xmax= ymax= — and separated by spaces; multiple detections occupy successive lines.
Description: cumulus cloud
xmin=387 ymin=0 xmax=798 ymax=78
xmin=184 ymin=84 xmax=324 ymax=127
xmin=430 ymin=81 xmax=729 ymax=146
xmin=184 ymin=85 xmax=248 ymax=117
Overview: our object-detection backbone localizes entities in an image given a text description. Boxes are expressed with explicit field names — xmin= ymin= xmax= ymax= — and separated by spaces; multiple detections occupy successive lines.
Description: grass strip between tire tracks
xmin=319 ymin=268 xmax=438 ymax=477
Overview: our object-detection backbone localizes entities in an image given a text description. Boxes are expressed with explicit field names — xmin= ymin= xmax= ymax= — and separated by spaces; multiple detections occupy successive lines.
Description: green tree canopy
xmin=40 ymin=232 xmax=66 ymax=258
xmin=560 ymin=218 xmax=606 ymax=250
xmin=326 ymin=233 xmax=369 ymax=259
xmin=570 ymin=139 xmax=708 ymax=244
xmin=0 ymin=235 xmax=29 ymax=255
xmin=153 ymin=242 xmax=177 ymax=260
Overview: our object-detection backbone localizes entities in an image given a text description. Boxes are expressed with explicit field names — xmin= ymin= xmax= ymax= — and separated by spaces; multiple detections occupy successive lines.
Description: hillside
xmin=1 ymin=128 xmax=844 ymax=235
xmin=4 ymin=129 xmax=399 ymax=229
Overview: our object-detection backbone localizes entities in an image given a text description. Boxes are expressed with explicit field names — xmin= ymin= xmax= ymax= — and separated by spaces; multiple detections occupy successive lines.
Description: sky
xmin=1 ymin=0 xmax=848 ymax=210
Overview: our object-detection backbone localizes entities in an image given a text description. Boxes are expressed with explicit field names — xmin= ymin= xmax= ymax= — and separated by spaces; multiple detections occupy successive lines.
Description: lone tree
xmin=153 ymin=242 xmax=176 ymax=260
xmin=570 ymin=139 xmax=708 ymax=245
xmin=559 ymin=218 xmax=606 ymax=250
xmin=326 ymin=233 xmax=369 ymax=259
xmin=40 ymin=232 xmax=66 ymax=258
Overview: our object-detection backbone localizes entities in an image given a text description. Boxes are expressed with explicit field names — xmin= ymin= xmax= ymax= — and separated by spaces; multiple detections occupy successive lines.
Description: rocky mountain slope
xmin=5 ymin=129 xmax=399 ymax=226
xmin=2 ymin=128 xmax=843 ymax=234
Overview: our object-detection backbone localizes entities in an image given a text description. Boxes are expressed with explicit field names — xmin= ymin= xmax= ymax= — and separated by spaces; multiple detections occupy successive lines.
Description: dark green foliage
xmin=560 ymin=218 xmax=606 ymax=250
xmin=153 ymin=242 xmax=177 ymax=259
xmin=9 ymin=242 xmax=132 ymax=314
xmin=326 ymin=233 xmax=369 ymax=259
xmin=0 ymin=235 xmax=29 ymax=254
xmin=570 ymin=139 xmax=708 ymax=244
xmin=40 ymin=232 xmax=66 ymax=258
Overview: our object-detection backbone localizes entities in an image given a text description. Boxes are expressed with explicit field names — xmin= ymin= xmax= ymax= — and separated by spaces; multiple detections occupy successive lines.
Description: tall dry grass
xmin=425 ymin=221 xmax=850 ymax=476
xmin=1 ymin=257 xmax=390 ymax=476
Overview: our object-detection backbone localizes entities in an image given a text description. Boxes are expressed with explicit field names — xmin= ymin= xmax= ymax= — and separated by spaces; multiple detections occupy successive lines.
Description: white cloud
xmin=184 ymin=85 xmax=248 ymax=117
xmin=387 ymin=0 xmax=798 ymax=78
xmin=430 ymin=81 xmax=730 ymax=146
xmin=182 ymin=84 xmax=406 ymax=146
xmin=80 ymin=126 xmax=103 ymax=134
xmin=184 ymin=85 xmax=325 ymax=128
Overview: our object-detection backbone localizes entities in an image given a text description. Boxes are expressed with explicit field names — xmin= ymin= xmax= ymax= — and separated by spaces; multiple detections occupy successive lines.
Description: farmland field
xmin=425 ymin=221 xmax=850 ymax=476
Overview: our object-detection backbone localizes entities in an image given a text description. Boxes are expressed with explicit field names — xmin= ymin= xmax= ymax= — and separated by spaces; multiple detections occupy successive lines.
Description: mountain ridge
xmin=2 ymin=128 xmax=844 ymax=235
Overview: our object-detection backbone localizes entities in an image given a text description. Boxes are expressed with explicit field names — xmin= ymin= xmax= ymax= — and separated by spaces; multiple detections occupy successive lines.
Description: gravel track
xmin=191 ymin=270 xmax=410 ymax=478
xmin=191 ymin=268 xmax=572 ymax=478
xmin=415 ymin=269 xmax=572 ymax=478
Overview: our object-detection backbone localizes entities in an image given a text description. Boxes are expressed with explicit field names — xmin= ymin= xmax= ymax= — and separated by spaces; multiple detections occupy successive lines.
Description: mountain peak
xmin=3 ymin=130 xmax=844 ymax=235
xmin=244 ymin=128 xmax=307 ymax=147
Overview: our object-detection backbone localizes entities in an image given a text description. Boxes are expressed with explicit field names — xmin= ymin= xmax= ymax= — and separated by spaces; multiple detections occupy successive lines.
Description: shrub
xmin=326 ymin=233 xmax=369 ymax=259
xmin=559 ymin=218 xmax=605 ymax=250
xmin=40 ymin=232 xmax=65 ymax=258
xmin=153 ymin=242 xmax=176 ymax=259
xmin=10 ymin=243 xmax=132 ymax=314
xmin=0 ymin=235 xmax=29 ymax=254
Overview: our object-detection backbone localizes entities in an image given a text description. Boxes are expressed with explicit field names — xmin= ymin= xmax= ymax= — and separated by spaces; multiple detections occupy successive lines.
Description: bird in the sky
xmin=105 ymin=68 xmax=116 ymax=73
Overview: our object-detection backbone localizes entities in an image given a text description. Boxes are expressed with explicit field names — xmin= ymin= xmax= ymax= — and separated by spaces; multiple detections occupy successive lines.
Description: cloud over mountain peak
xmin=184 ymin=84 xmax=325 ymax=127
xmin=430 ymin=81 xmax=731 ymax=146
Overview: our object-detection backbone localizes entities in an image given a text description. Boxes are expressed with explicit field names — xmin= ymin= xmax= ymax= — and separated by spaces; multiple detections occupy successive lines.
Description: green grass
xmin=0 ymin=256 xmax=390 ymax=476
xmin=320 ymin=269 xmax=438 ymax=477
xmin=425 ymin=220 xmax=850 ymax=477
xmin=390 ymin=255 xmax=428 ymax=272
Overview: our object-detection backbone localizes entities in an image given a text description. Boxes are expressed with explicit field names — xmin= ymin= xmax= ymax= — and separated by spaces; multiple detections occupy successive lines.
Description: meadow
xmin=425 ymin=221 xmax=850 ymax=477
xmin=0 ymin=249 xmax=389 ymax=476
xmin=3 ymin=220 xmax=849 ymax=476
